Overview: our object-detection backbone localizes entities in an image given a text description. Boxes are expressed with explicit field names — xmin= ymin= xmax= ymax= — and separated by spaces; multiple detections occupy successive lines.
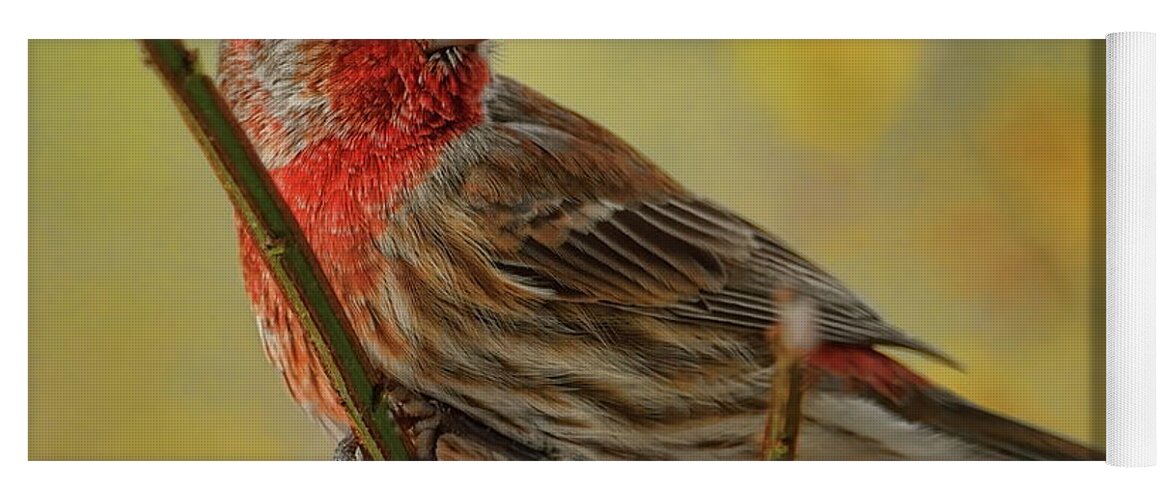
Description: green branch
xmin=141 ymin=39 xmax=411 ymax=461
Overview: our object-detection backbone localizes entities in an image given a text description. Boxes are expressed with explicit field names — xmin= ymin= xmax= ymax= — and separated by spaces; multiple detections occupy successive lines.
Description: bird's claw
xmin=382 ymin=385 xmax=442 ymax=460
xmin=333 ymin=431 xmax=363 ymax=461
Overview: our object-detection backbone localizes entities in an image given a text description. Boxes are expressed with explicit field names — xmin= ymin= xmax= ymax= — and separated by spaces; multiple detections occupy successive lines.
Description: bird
xmin=217 ymin=39 xmax=1103 ymax=460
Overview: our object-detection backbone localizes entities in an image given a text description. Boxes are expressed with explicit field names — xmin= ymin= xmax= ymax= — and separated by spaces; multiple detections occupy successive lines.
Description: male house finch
xmin=218 ymin=40 xmax=1102 ymax=460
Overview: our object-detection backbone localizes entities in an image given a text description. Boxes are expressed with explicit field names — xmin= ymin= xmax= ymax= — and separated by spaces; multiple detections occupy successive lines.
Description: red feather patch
xmin=805 ymin=344 xmax=932 ymax=403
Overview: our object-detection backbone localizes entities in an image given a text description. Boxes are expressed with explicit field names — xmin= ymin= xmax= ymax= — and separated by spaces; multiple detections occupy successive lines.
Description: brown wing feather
xmin=486 ymin=193 xmax=951 ymax=361
xmin=467 ymin=79 xmax=954 ymax=362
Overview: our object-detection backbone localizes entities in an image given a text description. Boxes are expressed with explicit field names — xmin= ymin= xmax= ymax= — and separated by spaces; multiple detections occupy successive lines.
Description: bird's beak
xmin=423 ymin=39 xmax=487 ymax=55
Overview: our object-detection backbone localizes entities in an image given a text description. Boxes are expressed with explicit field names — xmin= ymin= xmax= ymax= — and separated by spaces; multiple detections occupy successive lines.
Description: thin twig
xmin=141 ymin=39 xmax=411 ymax=461
xmin=761 ymin=288 xmax=808 ymax=460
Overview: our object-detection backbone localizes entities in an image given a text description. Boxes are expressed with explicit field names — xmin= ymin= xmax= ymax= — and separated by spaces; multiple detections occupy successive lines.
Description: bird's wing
xmin=461 ymin=77 xmax=952 ymax=361
xmin=480 ymin=190 xmax=948 ymax=361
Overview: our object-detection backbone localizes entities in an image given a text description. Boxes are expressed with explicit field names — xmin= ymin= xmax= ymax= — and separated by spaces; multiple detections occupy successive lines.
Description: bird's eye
xmin=422 ymin=40 xmax=484 ymax=70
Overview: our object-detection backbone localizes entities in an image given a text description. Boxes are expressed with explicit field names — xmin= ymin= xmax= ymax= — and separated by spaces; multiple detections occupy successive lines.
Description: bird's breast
xmin=238 ymin=137 xmax=444 ymax=427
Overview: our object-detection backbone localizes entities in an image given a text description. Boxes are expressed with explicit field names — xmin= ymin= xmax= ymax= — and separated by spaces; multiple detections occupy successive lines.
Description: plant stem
xmin=760 ymin=289 xmax=806 ymax=460
xmin=141 ymin=39 xmax=411 ymax=461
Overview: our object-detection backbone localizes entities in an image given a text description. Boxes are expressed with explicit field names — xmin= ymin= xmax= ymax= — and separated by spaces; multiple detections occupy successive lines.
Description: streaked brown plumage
xmin=219 ymin=40 xmax=1103 ymax=460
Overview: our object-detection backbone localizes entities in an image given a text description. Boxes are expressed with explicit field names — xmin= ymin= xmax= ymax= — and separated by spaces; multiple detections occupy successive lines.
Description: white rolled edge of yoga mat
xmin=1106 ymin=31 xmax=1156 ymax=467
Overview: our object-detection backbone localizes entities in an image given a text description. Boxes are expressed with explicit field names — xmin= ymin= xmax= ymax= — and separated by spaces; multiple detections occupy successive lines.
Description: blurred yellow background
xmin=29 ymin=40 xmax=1104 ymax=459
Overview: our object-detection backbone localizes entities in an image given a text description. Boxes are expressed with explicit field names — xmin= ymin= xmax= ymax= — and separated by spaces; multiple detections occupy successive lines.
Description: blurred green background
xmin=29 ymin=40 xmax=1104 ymax=459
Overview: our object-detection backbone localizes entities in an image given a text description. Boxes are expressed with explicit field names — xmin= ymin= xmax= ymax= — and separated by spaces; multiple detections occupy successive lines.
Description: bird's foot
xmin=383 ymin=385 xmax=442 ymax=460
xmin=333 ymin=431 xmax=363 ymax=461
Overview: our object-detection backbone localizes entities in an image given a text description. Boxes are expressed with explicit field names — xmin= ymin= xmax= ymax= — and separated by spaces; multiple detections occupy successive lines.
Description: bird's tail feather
xmin=806 ymin=343 xmax=1103 ymax=460
xmin=919 ymin=389 xmax=1104 ymax=460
